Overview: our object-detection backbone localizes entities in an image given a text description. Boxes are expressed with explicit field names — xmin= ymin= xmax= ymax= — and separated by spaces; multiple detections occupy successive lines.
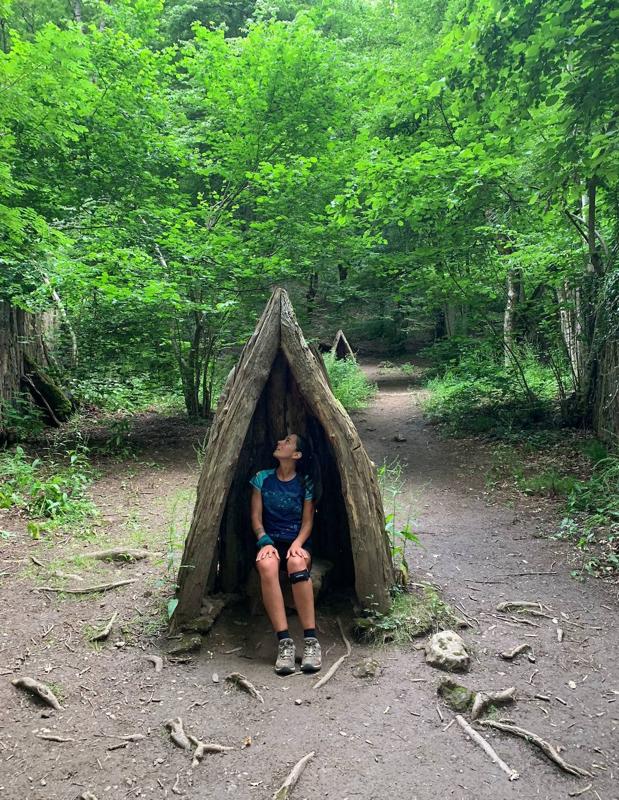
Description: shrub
xmin=323 ymin=353 xmax=376 ymax=410
xmin=0 ymin=445 xmax=96 ymax=523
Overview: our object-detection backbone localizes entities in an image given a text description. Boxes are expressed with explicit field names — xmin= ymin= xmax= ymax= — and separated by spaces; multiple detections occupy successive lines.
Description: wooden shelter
xmin=331 ymin=329 xmax=355 ymax=361
xmin=173 ymin=289 xmax=393 ymax=629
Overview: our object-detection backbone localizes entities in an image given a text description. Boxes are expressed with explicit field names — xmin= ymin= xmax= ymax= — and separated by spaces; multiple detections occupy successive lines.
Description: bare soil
xmin=0 ymin=362 xmax=617 ymax=800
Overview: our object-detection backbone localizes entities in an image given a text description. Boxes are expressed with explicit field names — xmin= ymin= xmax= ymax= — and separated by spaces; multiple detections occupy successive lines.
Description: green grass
xmin=324 ymin=353 xmax=376 ymax=410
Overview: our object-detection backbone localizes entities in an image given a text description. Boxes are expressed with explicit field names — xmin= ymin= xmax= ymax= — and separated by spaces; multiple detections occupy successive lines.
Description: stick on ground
xmin=12 ymin=677 xmax=62 ymax=710
xmin=145 ymin=654 xmax=164 ymax=673
xmin=496 ymin=601 xmax=543 ymax=612
xmin=470 ymin=688 xmax=516 ymax=721
xmin=455 ymin=715 xmax=519 ymax=781
xmin=226 ymin=672 xmax=264 ymax=703
xmin=83 ymin=548 xmax=154 ymax=561
xmin=34 ymin=579 xmax=137 ymax=594
xmin=500 ymin=644 xmax=532 ymax=661
xmin=165 ymin=717 xmax=191 ymax=750
xmin=272 ymin=751 xmax=315 ymax=800
xmin=313 ymin=617 xmax=351 ymax=690
xmin=187 ymin=734 xmax=233 ymax=767
xmin=479 ymin=720 xmax=593 ymax=778
xmin=89 ymin=611 xmax=118 ymax=642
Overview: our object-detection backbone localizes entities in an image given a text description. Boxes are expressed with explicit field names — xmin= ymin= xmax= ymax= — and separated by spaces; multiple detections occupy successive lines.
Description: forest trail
xmin=1 ymin=363 xmax=617 ymax=800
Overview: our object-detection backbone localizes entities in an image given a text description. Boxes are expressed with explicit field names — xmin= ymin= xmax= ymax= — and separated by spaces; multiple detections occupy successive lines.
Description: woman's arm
xmin=250 ymin=488 xmax=265 ymax=540
xmin=287 ymin=500 xmax=315 ymax=558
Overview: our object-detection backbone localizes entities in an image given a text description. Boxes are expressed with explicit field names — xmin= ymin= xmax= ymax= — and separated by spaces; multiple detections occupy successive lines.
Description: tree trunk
xmin=503 ymin=269 xmax=518 ymax=367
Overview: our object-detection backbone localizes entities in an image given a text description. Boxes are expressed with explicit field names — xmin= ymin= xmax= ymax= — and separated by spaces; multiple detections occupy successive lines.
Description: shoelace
xmin=304 ymin=641 xmax=318 ymax=657
xmin=279 ymin=641 xmax=294 ymax=659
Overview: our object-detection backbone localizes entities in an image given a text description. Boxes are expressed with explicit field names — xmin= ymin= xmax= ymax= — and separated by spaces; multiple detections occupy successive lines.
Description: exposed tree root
xmin=187 ymin=734 xmax=233 ymax=767
xmin=500 ymin=644 xmax=534 ymax=662
xmin=165 ymin=717 xmax=191 ymax=750
xmin=455 ymin=715 xmax=519 ymax=781
xmin=12 ymin=677 xmax=62 ymax=710
xmin=313 ymin=617 xmax=351 ymax=690
xmin=479 ymin=720 xmax=593 ymax=778
xmin=272 ymin=751 xmax=315 ymax=800
xmin=226 ymin=672 xmax=264 ymax=703
xmin=471 ymin=688 xmax=516 ymax=721
xmin=145 ymin=654 xmax=164 ymax=673
xmin=34 ymin=579 xmax=137 ymax=594
xmin=89 ymin=611 xmax=118 ymax=642
xmin=83 ymin=548 xmax=154 ymax=562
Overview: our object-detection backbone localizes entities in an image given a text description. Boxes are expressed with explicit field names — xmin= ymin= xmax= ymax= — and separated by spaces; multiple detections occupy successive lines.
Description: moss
xmin=438 ymin=678 xmax=474 ymax=712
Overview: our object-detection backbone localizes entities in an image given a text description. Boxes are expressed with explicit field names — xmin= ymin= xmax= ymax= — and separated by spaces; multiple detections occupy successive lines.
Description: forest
xmin=0 ymin=1 xmax=618 ymax=798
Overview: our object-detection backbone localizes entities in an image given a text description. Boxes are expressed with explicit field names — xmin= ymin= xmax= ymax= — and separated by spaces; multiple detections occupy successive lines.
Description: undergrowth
xmin=0 ymin=445 xmax=96 ymax=525
xmin=323 ymin=353 xmax=376 ymax=410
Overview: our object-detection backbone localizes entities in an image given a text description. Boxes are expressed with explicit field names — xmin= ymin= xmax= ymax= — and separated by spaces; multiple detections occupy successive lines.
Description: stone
xmin=167 ymin=634 xmax=202 ymax=656
xmin=352 ymin=657 xmax=382 ymax=679
xmin=393 ymin=433 xmax=407 ymax=442
xmin=437 ymin=678 xmax=474 ymax=712
xmin=425 ymin=630 xmax=470 ymax=672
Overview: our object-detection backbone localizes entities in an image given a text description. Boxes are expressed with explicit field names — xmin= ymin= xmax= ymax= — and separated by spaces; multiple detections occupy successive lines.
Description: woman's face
xmin=273 ymin=433 xmax=300 ymax=460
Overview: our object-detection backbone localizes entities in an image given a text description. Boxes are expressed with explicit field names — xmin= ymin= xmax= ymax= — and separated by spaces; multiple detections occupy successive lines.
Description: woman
xmin=250 ymin=433 xmax=322 ymax=675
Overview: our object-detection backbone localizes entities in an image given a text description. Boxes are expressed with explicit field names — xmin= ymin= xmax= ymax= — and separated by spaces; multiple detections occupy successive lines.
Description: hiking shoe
xmin=275 ymin=638 xmax=296 ymax=675
xmin=301 ymin=637 xmax=322 ymax=673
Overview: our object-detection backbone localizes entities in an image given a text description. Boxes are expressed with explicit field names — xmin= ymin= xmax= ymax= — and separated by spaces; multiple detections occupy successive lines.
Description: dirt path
xmin=1 ymin=367 xmax=617 ymax=800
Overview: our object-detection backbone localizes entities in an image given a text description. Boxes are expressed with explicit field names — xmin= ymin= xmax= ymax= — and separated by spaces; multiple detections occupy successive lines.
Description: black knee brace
xmin=289 ymin=569 xmax=311 ymax=584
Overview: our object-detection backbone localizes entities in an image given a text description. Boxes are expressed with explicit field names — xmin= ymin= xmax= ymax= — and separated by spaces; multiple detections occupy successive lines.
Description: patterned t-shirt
xmin=250 ymin=469 xmax=314 ymax=543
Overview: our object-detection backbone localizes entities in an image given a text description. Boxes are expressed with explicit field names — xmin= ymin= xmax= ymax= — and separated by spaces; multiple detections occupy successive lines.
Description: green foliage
xmin=323 ymin=353 xmax=376 ymax=410
xmin=423 ymin=345 xmax=562 ymax=436
xmin=0 ymin=445 xmax=96 ymax=522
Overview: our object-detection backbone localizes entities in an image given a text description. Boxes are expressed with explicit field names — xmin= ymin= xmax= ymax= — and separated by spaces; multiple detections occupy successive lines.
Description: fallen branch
xmin=226 ymin=672 xmax=264 ymax=703
xmin=496 ymin=601 xmax=543 ymax=612
xmin=83 ymin=548 xmax=154 ymax=562
xmin=36 ymin=733 xmax=73 ymax=742
xmin=471 ymin=688 xmax=516 ymax=721
xmin=568 ymin=785 xmax=593 ymax=798
xmin=187 ymin=734 xmax=233 ymax=767
xmin=34 ymin=579 xmax=137 ymax=594
xmin=313 ymin=617 xmax=351 ymax=690
xmin=272 ymin=751 xmax=315 ymax=800
xmin=479 ymin=720 xmax=593 ymax=778
xmin=455 ymin=715 xmax=519 ymax=781
xmin=165 ymin=717 xmax=191 ymax=750
xmin=81 ymin=793 xmax=99 ymax=800
xmin=500 ymin=644 xmax=534 ymax=662
xmin=89 ymin=611 xmax=118 ymax=642
xmin=12 ymin=677 xmax=62 ymax=710
xmin=145 ymin=654 xmax=164 ymax=673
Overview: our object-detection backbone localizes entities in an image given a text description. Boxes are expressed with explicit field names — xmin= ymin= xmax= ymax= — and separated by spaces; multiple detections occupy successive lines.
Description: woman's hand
xmin=286 ymin=540 xmax=309 ymax=561
xmin=256 ymin=544 xmax=279 ymax=562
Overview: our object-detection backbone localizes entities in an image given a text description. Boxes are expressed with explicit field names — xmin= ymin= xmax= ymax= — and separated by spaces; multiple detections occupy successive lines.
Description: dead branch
xmin=313 ymin=617 xmax=351 ymax=690
xmin=30 ymin=556 xmax=46 ymax=567
xmin=81 ymin=793 xmax=99 ymax=800
xmin=36 ymin=733 xmax=73 ymax=742
xmin=12 ymin=677 xmax=62 ymax=710
xmin=455 ymin=715 xmax=519 ymax=781
xmin=272 ymin=751 xmax=315 ymax=800
xmin=89 ymin=611 xmax=118 ymax=642
xmin=171 ymin=774 xmax=182 ymax=796
xmin=500 ymin=644 xmax=534 ymax=662
xmin=165 ymin=717 xmax=191 ymax=750
xmin=187 ymin=734 xmax=233 ymax=767
xmin=479 ymin=720 xmax=593 ymax=778
xmin=471 ymin=688 xmax=516 ymax=721
xmin=34 ymin=579 xmax=137 ymax=594
xmin=568 ymin=785 xmax=593 ymax=798
xmin=496 ymin=601 xmax=543 ymax=613
xmin=83 ymin=548 xmax=154 ymax=562
xmin=225 ymin=672 xmax=264 ymax=703
xmin=145 ymin=654 xmax=164 ymax=673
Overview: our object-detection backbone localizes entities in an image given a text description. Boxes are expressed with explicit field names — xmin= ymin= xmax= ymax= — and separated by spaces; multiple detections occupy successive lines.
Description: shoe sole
xmin=300 ymin=664 xmax=322 ymax=673
xmin=275 ymin=666 xmax=296 ymax=675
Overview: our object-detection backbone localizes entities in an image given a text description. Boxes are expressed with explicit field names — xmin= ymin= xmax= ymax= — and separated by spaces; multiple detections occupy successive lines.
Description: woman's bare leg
xmin=287 ymin=554 xmax=315 ymax=630
xmin=256 ymin=557 xmax=288 ymax=632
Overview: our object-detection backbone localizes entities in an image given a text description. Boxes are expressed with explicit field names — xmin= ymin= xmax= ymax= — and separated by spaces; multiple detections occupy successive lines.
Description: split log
xmin=165 ymin=717 xmax=191 ymax=750
xmin=89 ymin=611 xmax=118 ymax=642
xmin=83 ymin=548 xmax=153 ymax=562
xmin=479 ymin=720 xmax=593 ymax=778
xmin=12 ymin=677 xmax=62 ymax=710
xmin=455 ymin=715 xmax=519 ymax=781
xmin=331 ymin=330 xmax=355 ymax=361
xmin=226 ymin=672 xmax=264 ymax=703
xmin=272 ymin=751 xmax=315 ymax=800
xmin=34 ymin=579 xmax=137 ymax=594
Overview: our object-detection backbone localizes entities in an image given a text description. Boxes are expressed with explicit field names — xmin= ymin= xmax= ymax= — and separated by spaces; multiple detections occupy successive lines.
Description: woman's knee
xmin=256 ymin=557 xmax=280 ymax=581
xmin=287 ymin=555 xmax=309 ymax=575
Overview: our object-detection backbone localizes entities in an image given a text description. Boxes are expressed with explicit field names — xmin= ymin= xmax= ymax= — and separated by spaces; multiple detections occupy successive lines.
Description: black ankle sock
xmin=276 ymin=629 xmax=290 ymax=641
xmin=303 ymin=628 xmax=316 ymax=639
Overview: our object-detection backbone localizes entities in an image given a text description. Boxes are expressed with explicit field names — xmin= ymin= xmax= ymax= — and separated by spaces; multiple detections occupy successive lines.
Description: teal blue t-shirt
xmin=250 ymin=469 xmax=314 ymax=543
